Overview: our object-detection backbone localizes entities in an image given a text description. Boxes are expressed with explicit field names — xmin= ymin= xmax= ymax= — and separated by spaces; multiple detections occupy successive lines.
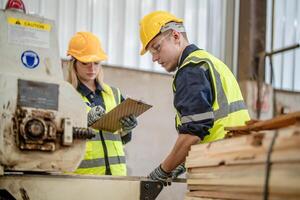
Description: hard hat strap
xmin=160 ymin=22 xmax=185 ymax=33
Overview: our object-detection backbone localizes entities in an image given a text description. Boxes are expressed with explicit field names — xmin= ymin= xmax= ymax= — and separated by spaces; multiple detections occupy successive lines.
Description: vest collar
xmin=77 ymin=80 xmax=103 ymax=97
xmin=178 ymin=44 xmax=200 ymax=67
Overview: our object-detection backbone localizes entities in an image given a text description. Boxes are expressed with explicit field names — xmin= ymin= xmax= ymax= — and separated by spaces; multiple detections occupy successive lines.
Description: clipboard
xmin=90 ymin=98 xmax=152 ymax=132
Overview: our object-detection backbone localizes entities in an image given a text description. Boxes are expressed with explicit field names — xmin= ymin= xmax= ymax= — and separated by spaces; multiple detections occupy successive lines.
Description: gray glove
xmin=171 ymin=163 xmax=186 ymax=180
xmin=87 ymin=105 xmax=105 ymax=126
xmin=120 ymin=114 xmax=137 ymax=132
xmin=148 ymin=165 xmax=172 ymax=186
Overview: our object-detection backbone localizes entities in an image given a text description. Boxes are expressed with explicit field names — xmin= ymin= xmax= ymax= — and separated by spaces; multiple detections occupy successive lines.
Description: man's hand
xmin=171 ymin=163 xmax=186 ymax=180
xmin=148 ymin=165 xmax=172 ymax=186
xmin=120 ymin=114 xmax=137 ymax=132
xmin=87 ymin=105 xmax=105 ymax=126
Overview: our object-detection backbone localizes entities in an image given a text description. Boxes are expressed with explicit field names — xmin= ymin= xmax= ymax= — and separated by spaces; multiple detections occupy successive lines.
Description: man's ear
xmin=172 ymin=30 xmax=179 ymax=38
xmin=172 ymin=30 xmax=181 ymax=43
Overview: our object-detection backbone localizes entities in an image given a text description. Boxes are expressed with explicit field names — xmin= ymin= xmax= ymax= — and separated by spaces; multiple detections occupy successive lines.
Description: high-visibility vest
xmin=74 ymin=83 xmax=127 ymax=175
xmin=173 ymin=50 xmax=250 ymax=143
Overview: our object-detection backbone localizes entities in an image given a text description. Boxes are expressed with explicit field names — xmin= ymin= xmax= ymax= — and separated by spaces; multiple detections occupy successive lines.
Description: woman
xmin=67 ymin=32 xmax=137 ymax=176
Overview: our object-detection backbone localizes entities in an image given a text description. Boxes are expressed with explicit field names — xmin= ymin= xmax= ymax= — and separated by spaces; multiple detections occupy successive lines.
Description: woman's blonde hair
xmin=67 ymin=59 xmax=104 ymax=89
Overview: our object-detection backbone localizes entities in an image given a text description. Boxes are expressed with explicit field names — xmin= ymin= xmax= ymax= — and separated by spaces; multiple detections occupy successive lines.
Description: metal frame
xmin=0 ymin=174 xmax=164 ymax=200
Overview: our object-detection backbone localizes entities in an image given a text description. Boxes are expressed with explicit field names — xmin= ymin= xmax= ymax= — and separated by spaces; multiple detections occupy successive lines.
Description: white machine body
xmin=0 ymin=9 xmax=87 ymax=173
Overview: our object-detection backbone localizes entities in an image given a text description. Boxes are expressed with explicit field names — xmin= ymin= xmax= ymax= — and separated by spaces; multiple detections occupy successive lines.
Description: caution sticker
xmin=7 ymin=17 xmax=51 ymax=48
xmin=7 ymin=17 xmax=51 ymax=31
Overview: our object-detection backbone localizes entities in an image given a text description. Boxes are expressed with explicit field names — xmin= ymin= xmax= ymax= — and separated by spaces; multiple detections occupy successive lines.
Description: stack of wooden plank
xmin=185 ymin=112 xmax=300 ymax=200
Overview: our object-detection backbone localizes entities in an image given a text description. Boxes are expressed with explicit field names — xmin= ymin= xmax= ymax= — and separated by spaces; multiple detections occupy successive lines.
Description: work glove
xmin=171 ymin=163 xmax=186 ymax=180
xmin=148 ymin=165 xmax=172 ymax=186
xmin=87 ymin=105 xmax=105 ymax=126
xmin=120 ymin=114 xmax=137 ymax=132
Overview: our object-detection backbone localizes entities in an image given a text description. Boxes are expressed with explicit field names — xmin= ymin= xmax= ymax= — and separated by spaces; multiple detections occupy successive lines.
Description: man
xmin=139 ymin=11 xmax=250 ymax=185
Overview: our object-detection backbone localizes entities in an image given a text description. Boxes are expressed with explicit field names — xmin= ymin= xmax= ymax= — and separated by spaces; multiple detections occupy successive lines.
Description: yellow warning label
xmin=7 ymin=17 xmax=51 ymax=31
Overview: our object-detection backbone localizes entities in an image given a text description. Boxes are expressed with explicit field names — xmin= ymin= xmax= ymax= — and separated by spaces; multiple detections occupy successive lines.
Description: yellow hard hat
xmin=139 ymin=11 xmax=183 ymax=55
xmin=67 ymin=32 xmax=107 ymax=63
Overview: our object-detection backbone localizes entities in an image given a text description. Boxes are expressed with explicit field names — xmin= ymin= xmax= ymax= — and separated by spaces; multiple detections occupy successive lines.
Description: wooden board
xmin=185 ymin=196 xmax=223 ymax=200
xmin=187 ymin=163 xmax=300 ymax=193
xmin=186 ymin=191 xmax=260 ymax=200
xmin=186 ymin=125 xmax=300 ymax=168
xmin=91 ymin=98 xmax=152 ymax=132
xmin=225 ymin=112 xmax=300 ymax=132
xmin=187 ymin=185 xmax=262 ymax=193
xmin=185 ymin=123 xmax=300 ymax=199
xmin=185 ymin=191 xmax=299 ymax=200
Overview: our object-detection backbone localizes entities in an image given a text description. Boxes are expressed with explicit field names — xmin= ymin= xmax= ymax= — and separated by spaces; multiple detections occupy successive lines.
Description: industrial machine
xmin=0 ymin=1 xmax=163 ymax=199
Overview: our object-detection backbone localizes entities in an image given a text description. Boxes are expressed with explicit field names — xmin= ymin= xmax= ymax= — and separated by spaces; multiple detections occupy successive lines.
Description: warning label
xmin=7 ymin=17 xmax=51 ymax=31
xmin=7 ymin=17 xmax=51 ymax=48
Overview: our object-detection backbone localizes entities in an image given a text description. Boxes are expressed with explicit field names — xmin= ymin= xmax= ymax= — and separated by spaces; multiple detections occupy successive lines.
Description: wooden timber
xmin=185 ymin=112 xmax=300 ymax=200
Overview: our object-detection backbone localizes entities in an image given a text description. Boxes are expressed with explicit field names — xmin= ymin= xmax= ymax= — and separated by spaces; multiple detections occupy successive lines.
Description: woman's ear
xmin=72 ymin=60 xmax=76 ymax=69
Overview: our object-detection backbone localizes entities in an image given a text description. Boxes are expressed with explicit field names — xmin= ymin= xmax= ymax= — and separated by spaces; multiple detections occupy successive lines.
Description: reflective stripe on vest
xmin=78 ymin=156 xmax=126 ymax=168
xmin=180 ymin=57 xmax=247 ymax=122
xmin=75 ymin=83 xmax=126 ymax=176
xmin=174 ymin=50 xmax=250 ymax=143
xmin=111 ymin=86 xmax=120 ymax=106
xmin=91 ymin=131 xmax=122 ymax=141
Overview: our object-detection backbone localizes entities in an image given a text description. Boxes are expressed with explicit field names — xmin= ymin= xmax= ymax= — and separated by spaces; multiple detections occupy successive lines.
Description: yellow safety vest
xmin=74 ymin=83 xmax=127 ymax=175
xmin=173 ymin=50 xmax=250 ymax=143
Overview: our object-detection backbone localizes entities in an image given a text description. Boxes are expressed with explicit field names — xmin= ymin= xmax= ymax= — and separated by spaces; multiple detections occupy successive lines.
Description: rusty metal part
xmin=22 ymin=119 xmax=47 ymax=142
xmin=13 ymin=107 xmax=95 ymax=152
xmin=14 ymin=107 xmax=57 ymax=151
xmin=26 ymin=119 xmax=44 ymax=138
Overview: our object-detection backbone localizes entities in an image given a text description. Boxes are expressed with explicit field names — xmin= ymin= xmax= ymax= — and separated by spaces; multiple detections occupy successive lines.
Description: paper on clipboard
xmin=91 ymin=98 xmax=152 ymax=132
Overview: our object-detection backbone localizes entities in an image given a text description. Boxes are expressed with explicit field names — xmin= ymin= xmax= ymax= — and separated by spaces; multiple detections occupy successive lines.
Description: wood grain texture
xmin=185 ymin=113 xmax=300 ymax=199
xmin=91 ymin=98 xmax=152 ymax=132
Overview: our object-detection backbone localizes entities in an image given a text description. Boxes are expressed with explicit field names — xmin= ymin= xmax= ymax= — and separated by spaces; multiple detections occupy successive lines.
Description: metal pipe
xmin=265 ymin=43 xmax=300 ymax=56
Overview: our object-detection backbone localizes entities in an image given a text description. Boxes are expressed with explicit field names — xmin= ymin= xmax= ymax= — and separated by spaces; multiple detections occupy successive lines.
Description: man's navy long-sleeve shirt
xmin=174 ymin=44 xmax=214 ymax=139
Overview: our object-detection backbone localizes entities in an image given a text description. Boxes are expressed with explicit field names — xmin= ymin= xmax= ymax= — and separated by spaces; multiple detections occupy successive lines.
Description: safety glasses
xmin=148 ymin=31 xmax=172 ymax=56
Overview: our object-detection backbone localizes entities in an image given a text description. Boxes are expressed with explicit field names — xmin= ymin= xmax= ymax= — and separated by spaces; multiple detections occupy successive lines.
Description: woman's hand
xmin=120 ymin=114 xmax=137 ymax=132
xmin=87 ymin=105 xmax=105 ymax=126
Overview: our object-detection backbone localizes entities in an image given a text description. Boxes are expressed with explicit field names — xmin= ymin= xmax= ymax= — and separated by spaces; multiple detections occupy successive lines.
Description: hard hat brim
xmin=140 ymin=48 xmax=147 ymax=56
xmin=72 ymin=54 xmax=108 ymax=63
